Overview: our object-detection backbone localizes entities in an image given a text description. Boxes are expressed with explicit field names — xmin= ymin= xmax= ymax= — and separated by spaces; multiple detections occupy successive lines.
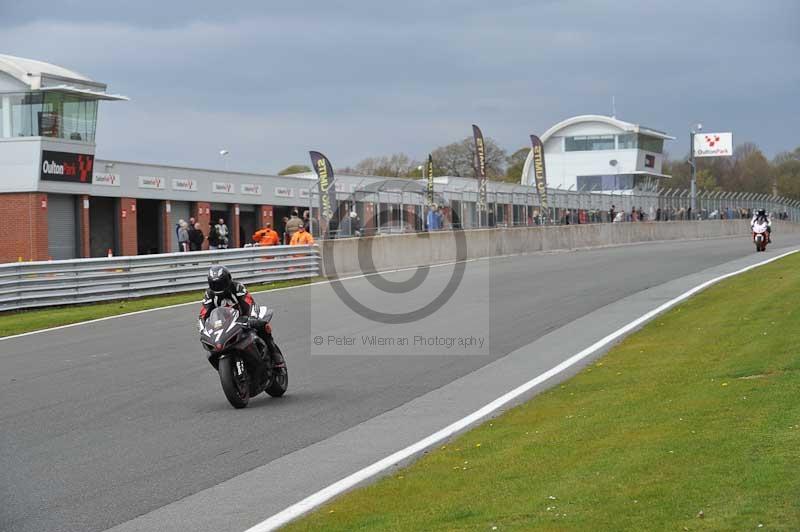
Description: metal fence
xmin=0 ymin=245 xmax=320 ymax=312
xmin=308 ymin=183 xmax=800 ymax=237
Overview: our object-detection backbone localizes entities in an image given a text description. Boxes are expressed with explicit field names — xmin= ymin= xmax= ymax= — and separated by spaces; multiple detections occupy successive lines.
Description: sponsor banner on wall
xmin=472 ymin=125 xmax=487 ymax=211
xmin=529 ymin=134 xmax=549 ymax=219
xmin=694 ymin=132 xmax=733 ymax=157
xmin=172 ymin=178 xmax=198 ymax=191
xmin=138 ymin=176 xmax=166 ymax=189
xmin=299 ymin=188 xmax=310 ymax=199
xmin=241 ymin=183 xmax=262 ymax=195
xmin=92 ymin=172 xmax=120 ymax=187
xmin=426 ymin=153 xmax=434 ymax=207
xmin=212 ymin=181 xmax=235 ymax=194
xmin=309 ymin=151 xmax=337 ymax=221
xmin=41 ymin=150 xmax=94 ymax=183
xmin=275 ymin=186 xmax=295 ymax=198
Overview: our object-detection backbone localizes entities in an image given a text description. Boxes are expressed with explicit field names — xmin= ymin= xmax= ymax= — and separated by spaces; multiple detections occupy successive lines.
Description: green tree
xmin=504 ymin=147 xmax=530 ymax=183
xmin=775 ymin=146 xmax=800 ymax=199
xmin=277 ymin=164 xmax=311 ymax=176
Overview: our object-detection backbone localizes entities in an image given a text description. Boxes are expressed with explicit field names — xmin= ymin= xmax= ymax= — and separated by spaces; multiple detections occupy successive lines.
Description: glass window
xmin=638 ymin=135 xmax=663 ymax=154
xmin=617 ymin=133 xmax=637 ymax=149
xmin=578 ymin=174 xmax=635 ymax=191
xmin=2 ymin=91 xmax=98 ymax=142
xmin=565 ymin=136 xmax=587 ymax=151
xmin=565 ymin=135 xmax=615 ymax=151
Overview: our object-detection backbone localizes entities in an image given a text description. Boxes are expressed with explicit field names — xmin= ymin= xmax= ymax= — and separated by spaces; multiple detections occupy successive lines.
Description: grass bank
xmin=286 ymin=253 xmax=800 ymax=531
xmin=0 ymin=277 xmax=318 ymax=338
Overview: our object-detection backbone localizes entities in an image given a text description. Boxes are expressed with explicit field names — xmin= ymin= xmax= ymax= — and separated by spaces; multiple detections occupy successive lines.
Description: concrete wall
xmin=322 ymin=220 xmax=800 ymax=278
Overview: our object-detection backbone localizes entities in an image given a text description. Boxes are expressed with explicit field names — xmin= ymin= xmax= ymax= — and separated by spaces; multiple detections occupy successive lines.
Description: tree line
xmin=277 ymin=140 xmax=800 ymax=200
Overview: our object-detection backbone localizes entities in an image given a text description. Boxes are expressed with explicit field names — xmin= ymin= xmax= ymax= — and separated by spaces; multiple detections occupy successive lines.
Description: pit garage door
xmin=47 ymin=194 xmax=78 ymax=260
xmin=89 ymin=197 xmax=117 ymax=257
xmin=168 ymin=201 xmax=191 ymax=252
xmin=239 ymin=204 xmax=256 ymax=246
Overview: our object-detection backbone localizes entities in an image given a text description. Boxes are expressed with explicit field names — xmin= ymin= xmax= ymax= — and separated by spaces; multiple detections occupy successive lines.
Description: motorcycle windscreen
xmin=205 ymin=307 xmax=240 ymax=336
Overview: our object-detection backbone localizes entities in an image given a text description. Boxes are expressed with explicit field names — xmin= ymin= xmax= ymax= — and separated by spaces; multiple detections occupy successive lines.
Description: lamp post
xmin=689 ymin=123 xmax=702 ymax=213
xmin=219 ymin=149 xmax=230 ymax=172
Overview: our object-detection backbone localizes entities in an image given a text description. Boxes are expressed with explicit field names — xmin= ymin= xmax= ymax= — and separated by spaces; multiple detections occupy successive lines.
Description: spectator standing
xmin=177 ymin=221 xmax=190 ymax=252
xmin=208 ymin=224 xmax=220 ymax=250
xmin=253 ymin=223 xmax=280 ymax=246
xmin=215 ymin=218 xmax=229 ymax=249
xmin=188 ymin=223 xmax=204 ymax=251
xmin=609 ymin=204 xmax=616 ymax=223
xmin=285 ymin=210 xmax=303 ymax=241
xmin=290 ymin=224 xmax=315 ymax=245
xmin=426 ymin=205 xmax=439 ymax=231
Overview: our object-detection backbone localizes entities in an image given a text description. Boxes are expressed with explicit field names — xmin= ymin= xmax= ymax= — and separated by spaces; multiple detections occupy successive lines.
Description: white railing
xmin=0 ymin=245 xmax=320 ymax=312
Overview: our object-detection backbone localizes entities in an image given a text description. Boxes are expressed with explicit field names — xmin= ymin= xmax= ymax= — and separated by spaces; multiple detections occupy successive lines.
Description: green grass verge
xmin=285 ymin=253 xmax=800 ymax=532
xmin=0 ymin=277 xmax=319 ymax=338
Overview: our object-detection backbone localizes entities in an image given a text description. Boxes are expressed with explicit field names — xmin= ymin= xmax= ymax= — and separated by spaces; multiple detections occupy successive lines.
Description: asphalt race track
xmin=3 ymin=235 xmax=800 ymax=532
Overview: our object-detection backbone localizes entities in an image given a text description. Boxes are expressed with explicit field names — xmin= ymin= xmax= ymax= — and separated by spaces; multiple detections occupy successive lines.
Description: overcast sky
xmin=1 ymin=0 xmax=798 ymax=173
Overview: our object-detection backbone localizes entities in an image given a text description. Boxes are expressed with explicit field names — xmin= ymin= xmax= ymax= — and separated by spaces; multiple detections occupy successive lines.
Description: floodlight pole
xmin=689 ymin=128 xmax=697 ymax=214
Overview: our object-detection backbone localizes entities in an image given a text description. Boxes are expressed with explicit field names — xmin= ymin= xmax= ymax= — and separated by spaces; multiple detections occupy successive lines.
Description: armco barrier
xmin=321 ymin=220 xmax=800 ymax=278
xmin=0 ymin=245 xmax=320 ymax=312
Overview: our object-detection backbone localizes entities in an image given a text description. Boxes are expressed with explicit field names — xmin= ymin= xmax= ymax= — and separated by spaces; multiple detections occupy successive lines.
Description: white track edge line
xmin=244 ymin=248 xmax=799 ymax=532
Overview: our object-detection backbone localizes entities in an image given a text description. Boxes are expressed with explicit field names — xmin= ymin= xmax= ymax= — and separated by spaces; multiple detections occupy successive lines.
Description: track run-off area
xmin=3 ymin=235 xmax=800 ymax=532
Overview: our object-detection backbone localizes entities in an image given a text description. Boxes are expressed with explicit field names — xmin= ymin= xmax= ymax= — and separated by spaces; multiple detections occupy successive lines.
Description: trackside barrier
xmin=0 ymin=245 xmax=320 ymax=312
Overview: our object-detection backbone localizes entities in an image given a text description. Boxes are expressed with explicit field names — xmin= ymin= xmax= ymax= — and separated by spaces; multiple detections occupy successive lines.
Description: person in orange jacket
xmin=289 ymin=225 xmax=315 ymax=245
xmin=253 ymin=223 xmax=280 ymax=246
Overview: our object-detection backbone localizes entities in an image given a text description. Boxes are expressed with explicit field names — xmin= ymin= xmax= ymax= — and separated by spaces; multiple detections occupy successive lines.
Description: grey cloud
xmin=1 ymin=0 xmax=798 ymax=172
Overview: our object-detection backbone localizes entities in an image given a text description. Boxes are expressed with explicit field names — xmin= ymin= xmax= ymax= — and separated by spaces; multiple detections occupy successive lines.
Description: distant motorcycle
xmin=753 ymin=221 xmax=769 ymax=252
xmin=200 ymin=306 xmax=287 ymax=408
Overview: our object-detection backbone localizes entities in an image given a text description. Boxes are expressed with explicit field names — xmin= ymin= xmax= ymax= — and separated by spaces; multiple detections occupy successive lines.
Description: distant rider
xmin=198 ymin=265 xmax=285 ymax=367
xmin=750 ymin=209 xmax=772 ymax=243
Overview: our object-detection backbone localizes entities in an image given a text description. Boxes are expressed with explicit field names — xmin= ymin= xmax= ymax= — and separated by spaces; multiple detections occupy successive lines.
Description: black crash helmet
xmin=208 ymin=265 xmax=233 ymax=295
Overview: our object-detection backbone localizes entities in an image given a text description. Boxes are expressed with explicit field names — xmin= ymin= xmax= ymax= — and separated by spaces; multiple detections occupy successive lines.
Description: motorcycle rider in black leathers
xmin=199 ymin=265 xmax=285 ymax=367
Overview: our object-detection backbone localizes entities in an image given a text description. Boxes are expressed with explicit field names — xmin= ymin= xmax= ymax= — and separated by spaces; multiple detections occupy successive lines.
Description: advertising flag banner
xmin=309 ymin=151 xmax=337 ymax=221
xmin=472 ymin=125 xmax=487 ymax=211
xmin=426 ymin=154 xmax=434 ymax=207
xmin=693 ymin=132 xmax=733 ymax=157
xmin=529 ymin=135 xmax=549 ymax=217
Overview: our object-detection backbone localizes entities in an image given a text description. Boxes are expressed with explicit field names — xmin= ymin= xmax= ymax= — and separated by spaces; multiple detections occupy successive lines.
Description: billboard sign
xmin=274 ymin=186 xmax=294 ymax=198
xmin=241 ymin=183 xmax=262 ymax=195
xmin=92 ymin=172 xmax=120 ymax=187
xmin=694 ymin=132 xmax=733 ymax=157
xmin=212 ymin=181 xmax=235 ymax=194
xmin=172 ymin=178 xmax=198 ymax=191
xmin=138 ymin=176 xmax=165 ymax=189
xmin=41 ymin=151 xmax=94 ymax=183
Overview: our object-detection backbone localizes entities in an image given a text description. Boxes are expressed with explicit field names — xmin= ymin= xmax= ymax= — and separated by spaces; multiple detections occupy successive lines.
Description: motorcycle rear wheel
xmin=219 ymin=356 xmax=250 ymax=408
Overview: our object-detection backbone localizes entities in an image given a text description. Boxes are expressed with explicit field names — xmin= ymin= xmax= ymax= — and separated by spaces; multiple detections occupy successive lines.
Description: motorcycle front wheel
xmin=219 ymin=356 xmax=250 ymax=408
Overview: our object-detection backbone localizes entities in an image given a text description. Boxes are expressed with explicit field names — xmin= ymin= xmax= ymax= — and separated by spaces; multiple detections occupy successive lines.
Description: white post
xmin=1 ymin=96 xmax=11 ymax=138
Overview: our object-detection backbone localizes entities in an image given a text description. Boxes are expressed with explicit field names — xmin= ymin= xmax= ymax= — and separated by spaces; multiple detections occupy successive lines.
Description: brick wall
xmin=0 ymin=192 xmax=49 ymax=263
xmin=80 ymin=195 xmax=90 ymax=258
xmin=162 ymin=201 xmax=172 ymax=253
xmin=258 ymin=205 xmax=274 ymax=229
xmin=118 ymin=197 xmax=138 ymax=256
xmin=230 ymin=204 xmax=241 ymax=248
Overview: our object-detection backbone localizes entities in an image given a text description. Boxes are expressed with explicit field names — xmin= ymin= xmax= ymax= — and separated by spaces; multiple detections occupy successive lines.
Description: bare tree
xmin=431 ymin=136 xmax=507 ymax=178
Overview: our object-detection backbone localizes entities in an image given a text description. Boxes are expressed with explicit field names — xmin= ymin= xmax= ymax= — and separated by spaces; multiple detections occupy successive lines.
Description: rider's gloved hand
xmin=247 ymin=317 xmax=262 ymax=330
